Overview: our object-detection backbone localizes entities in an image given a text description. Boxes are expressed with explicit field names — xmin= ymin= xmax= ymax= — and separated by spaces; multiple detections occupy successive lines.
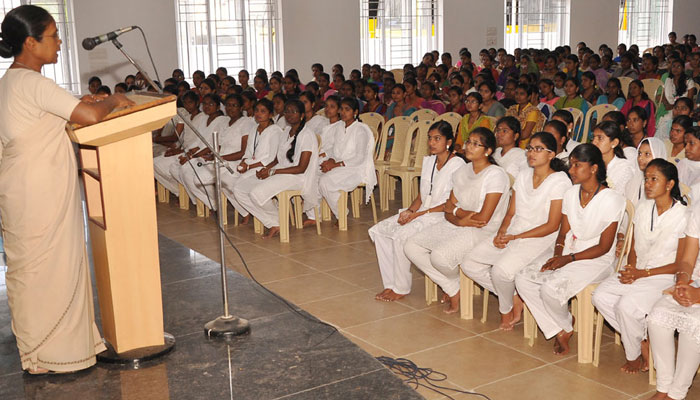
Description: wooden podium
xmin=67 ymin=92 xmax=177 ymax=361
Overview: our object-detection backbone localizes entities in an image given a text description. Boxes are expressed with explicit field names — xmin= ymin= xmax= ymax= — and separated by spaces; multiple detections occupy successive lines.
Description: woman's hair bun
xmin=0 ymin=35 xmax=14 ymax=59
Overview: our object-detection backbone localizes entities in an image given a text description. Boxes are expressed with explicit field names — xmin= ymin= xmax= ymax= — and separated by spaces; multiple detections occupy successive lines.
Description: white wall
xmin=443 ymin=0 xmax=503 ymax=58
xmin=73 ymin=0 xmax=178 ymax=94
xmin=569 ymin=0 xmax=618 ymax=50
xmin=279 ymin=0 xmax=361 ymax=83
xmin=673 ymin=0 xmax=700 ymax=40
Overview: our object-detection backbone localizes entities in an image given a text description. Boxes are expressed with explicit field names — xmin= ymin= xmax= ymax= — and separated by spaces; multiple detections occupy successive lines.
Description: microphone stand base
xmin=204 ymin=315 xmax=251 ymax=338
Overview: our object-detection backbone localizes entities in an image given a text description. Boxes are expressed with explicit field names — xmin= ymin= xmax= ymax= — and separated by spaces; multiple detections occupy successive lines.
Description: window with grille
xmin=175 ymin=0 xmax=282 ymax=80
xmin=360 ymin=0 xmax=442 ymax=71
xmin=504 ymin=0 xmax=570 ymax=52
xmin=618 ymin=0 xmax=672 ymax=49
xmin=0 ymin=0 xmax=80 ymax=93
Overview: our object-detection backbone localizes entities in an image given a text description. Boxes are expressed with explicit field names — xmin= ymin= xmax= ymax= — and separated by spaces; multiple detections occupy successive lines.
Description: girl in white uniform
xmin=543 ymin=120 xmax=574 ymax=161
xmin=300 ymin=91 xmax=329 ymax=138
xmin=677 ymin=127 xmax=700 ymax=188
xmin=180 ymin=94 xmax=255 ymax=210
xmin=221 ymin=98 xmax=282 ymax=221
xmin=625 ymin=137 xmax=667 ymax=206
xmin=515 ymin=144 xmax=626 ymax=355
xmin=271 ymin=92 xmax=288 ymax=130
xmin=317 ymin=98 xmax=377 ymax=219
xmin=369 ymin=121 xmax=466 ymax=302
xmin=493 ymin=116 xmax=528 ymax=179
xmin=169 ymin=93 xmax=229 ymax=203
xmin=593 ymin=159 xmax=688 ymax=374
xmin=462 ymin=132 xmax=571 ymax=329
xmin=153 ymin=91 xmax=206 ymax=196
xmin=404 ymin=127 xmax=511 ymax=314
xmin=551 ymin=110 xmax=581 ymax=159
xmin=647 ymin=202 xmax=700 ymax=400
xmin=233 ymin=99 xmax=318 ymax=239
xmin=591 ymin=121 xmax=636 ymax=199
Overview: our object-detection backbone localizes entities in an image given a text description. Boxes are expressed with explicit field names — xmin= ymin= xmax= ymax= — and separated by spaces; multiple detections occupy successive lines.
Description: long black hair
xmin=594 ymin=120 xmax=626 ymax=158
xmin=569 ymin=143 xmax=607 ymax=186
xmin=627 ymin=105 xmax=649 ymax=136
xmin=284 ymin=99 xmax=306 ymax=163
xmin=629 ymin=79 xmax=650 ymax=101
xmin=544 ymin=120 xmax=569 ymax=150
xmin=496 ymin=116 xmax=522 ymax=146
xmin=469 ymin=127 xmax=498 ymax=165
xmin=0 ymin=5 xmax=53 ymax=58
xmin=428 ymin=120 xmax=461 ymax=159
xmin=669 ymin=59 xmax=689 ymax=98
xmin=646 ymin=158 xmax=686 ymax=205
xmin=529 ymin=131 xmax=568 ymax=173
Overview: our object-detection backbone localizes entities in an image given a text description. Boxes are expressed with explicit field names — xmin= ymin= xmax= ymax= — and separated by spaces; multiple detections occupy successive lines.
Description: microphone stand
xmin=111 ymin=38 xmax=250 ymax=338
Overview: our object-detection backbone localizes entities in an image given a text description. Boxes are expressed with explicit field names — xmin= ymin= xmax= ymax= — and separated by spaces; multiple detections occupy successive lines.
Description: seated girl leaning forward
xmin=232 ymin=99 xmax=319 ymax=239
xmin=369 ymin=121 xmax=466 ymax=302
xmin=647 ymin=200 xmax=700 ymax=400
xmin=462 ymin=132 xmax=571 ymax=330
xmin=515 ymin=144 xmax=626 ymax=355
xmin=593 ymin=159 xmax=688 ymax=374
xmin=404 ymin=127 xmax=511 ymax=314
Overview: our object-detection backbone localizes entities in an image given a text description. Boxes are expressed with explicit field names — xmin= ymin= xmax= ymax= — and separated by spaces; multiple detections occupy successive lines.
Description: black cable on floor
xmin=376 ymin=356 xmax=492 ymax=400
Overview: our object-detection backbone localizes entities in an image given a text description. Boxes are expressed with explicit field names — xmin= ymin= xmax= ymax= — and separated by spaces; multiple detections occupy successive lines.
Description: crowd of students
xmin=90 ymin=31 xmax=700 ymax=400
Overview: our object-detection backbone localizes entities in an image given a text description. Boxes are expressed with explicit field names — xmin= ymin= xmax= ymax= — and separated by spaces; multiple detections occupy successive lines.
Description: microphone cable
xmin=135 ymin=26 xmax=162 ymax=89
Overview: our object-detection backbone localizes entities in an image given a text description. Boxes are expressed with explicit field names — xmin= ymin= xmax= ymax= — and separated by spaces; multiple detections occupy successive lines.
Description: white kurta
xmin=462 ymin=170 xmax=571 ymax=314
xmin=220 ymin=123 xmax=283 ymax=217
xmin=404 ymin=163 xmax=510 ymax=296
xmin=318 ymin=120 xmax=377 ymax=217
xmin=677 ymin=158 xmax=700 ymax=188
xmin=606 ymin=155 xmax=635 ymax=200
xmin=305 ymin=115 xmax=330 ymax=137
xmin=647 ymin=203 xmax=700 ymax=400
xmin=368 ymin=155 xmax=466 ymax=294
xmin=593 ymin=200 xmax=687 ymax=361
xmin=319 ymin=120 xmax=343 ymax=161
xmin=180 ymin=116 xmax=256 ymax=209
xmin=515 ymin=186 xmax=625 ymax=339
xmin=494 ymin=146 xmax=528 ymax=180
xmin=153 ymin=111 xmax=208 ymax=195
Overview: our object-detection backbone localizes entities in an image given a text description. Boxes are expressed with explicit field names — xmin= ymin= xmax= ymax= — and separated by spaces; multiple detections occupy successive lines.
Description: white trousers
xmin=234 ymin=174 xmax=304 ymax=229
xmin=648 ymin=319 xmax=700 ymax=399
xmin=220 ymin=169 xmax=258 ymax=217
xmin=515 ymin=260 xmax=613 ymax=339
xmin=318 ymin=167 xmax=364 ymax=218
xmin=592 ymin=274 xmax=674 ymax=361
xmin=153 ymin=154 xmax=182 ymax=196
xmin=404 ymin=238 xmax=460 ymax=297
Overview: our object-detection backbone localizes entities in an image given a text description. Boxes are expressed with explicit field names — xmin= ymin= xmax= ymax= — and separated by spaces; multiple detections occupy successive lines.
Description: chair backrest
xmin=581 ymin=104 xmax=618 ymax=143
xmin=409 ymin=108 xmax=438 ymax=123
xmin=642 ymin=78 xmax=664 ymax=108
xmin=614 ymin=200 xmax=636 ymax=273
xmin=566 ymin=107 xmax=585 ymax=141
xmin=400 ymin=120 xmax=432 ymax=168
xmin=359 ymin=112 xmax=384 ymax=145
xmin=390 ymin=68 xmax=404 ymax=83
xmin=434 ymin=112 xmax=462 ymax=132
xmin=377 ymin=116 xmax=412 ymax=162
xmin=618 ymin=76 xmax=633 ymax=98
xmin=411 ymin=120 xmax=433 ymax=170
xmin=485 ymin=116 xmax=498 ymax=130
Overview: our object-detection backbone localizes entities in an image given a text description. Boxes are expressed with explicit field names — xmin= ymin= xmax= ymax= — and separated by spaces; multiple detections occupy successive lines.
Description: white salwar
xmin=317 ymin=120 xmax=377 ymax=218
xmin=180 ymin=116 xmax=256 ymax=210
xmin=220 ymin=124 xmax=283 ymax=217
xmin=678 ymin=158 xmax=700 ymax=188
xmin=647 ymin=204 xmax=700 ymax=400
xmin=493 ymin=147 xmax=528 ymax=179
xmin=515 ymin=186 xmax=625 ymax=339
xmin=153 ymin=115 xmax=179 ymax=157
xmin=625 ymin=137 xmax=668 ymax=206
xmin=319 ymin=120 xmax=343 ymax=162
xmin=404 ymin=164 xmax=510 ymax=297
xmin=153 ymin=112 xmax=207 ymax=195
xmin=462 ymin=170 xmax=571 ymax=314
xmin=368 ymin=156 xmax=466 ymax=295
xmin=592 ymin=199 xmax=687 ymax=361
xmin=234 ymin=127 xmax=319 ymax=228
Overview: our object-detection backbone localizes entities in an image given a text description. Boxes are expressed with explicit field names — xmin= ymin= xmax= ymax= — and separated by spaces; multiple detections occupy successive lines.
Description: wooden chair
xmin=386 ymin=120 xmax=432 ymax=208
xmin=580 ymin=104 xmax=618 ymax=143
xmin=375 ymin=116 xmax=412 ymax=211
xmin=618 ymin=77 xmax=633 ymax=98
xmin=434 ymin=112 xmax=462 ymax=132
xmin=565 ymin=107 xmax=585 ymax=142
xmin=408 ymin=108 xmax=437 ymax=124
xmin=642 ymin=78 xmax=664 ymax=109
xmin=584 ymin=200 xmax=635 ymax=365
xmin=359 ymin=112 xmax=384 ymax=145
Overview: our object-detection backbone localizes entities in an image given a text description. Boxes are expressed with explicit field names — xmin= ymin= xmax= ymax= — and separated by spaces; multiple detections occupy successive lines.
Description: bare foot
xmin=302 ymin=219 xmax=317 ymax=227
xmin=443 ymin=292 xmax=460 ymax=314
xmin=641 ymin=339 xmax=650 ymax=372
xmin=500 ymin=312 xmax=515 ymax=331
xmin=382 ymin=290 xmax=406 ymax=302
xmin=621 ymin=356 xmax=646 ymax=374
xmin=241 ymin=215 xmax=250 ymax=225
xmin=440 ymin=293 xmax=450 ymax=304
xmin=27 ymin=368 xmax=50 ymax=375
xmin=509 ymin=295 xmax=524 ymax=326
xmin=554 ymin=329 xmax=574 ymax=355
xmin=262 ymin=227 xmax=280 ymax=239
xmin=375 ymin=288 xmax=392 ymax=300
xmin=647 ymin=392 xmax=669 ymax=400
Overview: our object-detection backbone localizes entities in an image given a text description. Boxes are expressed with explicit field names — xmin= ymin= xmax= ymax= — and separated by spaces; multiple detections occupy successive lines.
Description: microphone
xmin=82 ymin=26 xmax=137 ymax=50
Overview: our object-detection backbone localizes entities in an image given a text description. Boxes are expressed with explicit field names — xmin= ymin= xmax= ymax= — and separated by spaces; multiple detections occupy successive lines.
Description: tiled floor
xmin=157 ymin=194 xmax=700 ymax=400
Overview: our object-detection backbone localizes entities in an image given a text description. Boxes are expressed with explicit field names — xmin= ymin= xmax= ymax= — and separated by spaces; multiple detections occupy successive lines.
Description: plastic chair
xmin=581 ymin=104 xmax=618 ymax=143
xmin=618 ymin=77 xmax=633 ymax=98
xmin=408 ymin=108 xmax=437 ymax=124
xmin=565 ymin=107 xmax=585 ymax=142
xmin=337 ymin=184 xmax=377 ymax=231
xmin=642 ymin=79 xmax=664 ymax=109
xmin=434 ymin=112 xmax=462 ymax=132
xmin=359 ymin=112 xmax=384 ymax=146
xmin=390 ymin=68 xmax=404 ymax=83
xmin=275 ymin=190 xmax=321 ymax=242
xmin=375 ymin=116 xmax=412 ymax=211
xmin=386 ymin=120 xmax=432 ymax=208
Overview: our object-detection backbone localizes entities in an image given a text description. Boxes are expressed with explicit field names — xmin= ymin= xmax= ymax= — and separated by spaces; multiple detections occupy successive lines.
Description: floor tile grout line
xmin=339 ymin=330 xmax=398 ymax=358
xmin=549 ymin=363 xmax=637 ymax=397
xmin=270 ymin=368 xmax=386 ymax=400
xmin=476 ymin=334 xmax=567 ymax=365
xmin=472 ymin=363 xmax=552 ymax=391
xmin=163 ymin=272 xmax=223 ymax=287
xmin=400 ymin=336 xmax=481 ymax=359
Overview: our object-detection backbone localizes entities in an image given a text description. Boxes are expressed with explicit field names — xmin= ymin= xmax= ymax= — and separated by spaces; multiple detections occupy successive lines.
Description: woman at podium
xmin=0 ymin=5 xmax=132 ymax=374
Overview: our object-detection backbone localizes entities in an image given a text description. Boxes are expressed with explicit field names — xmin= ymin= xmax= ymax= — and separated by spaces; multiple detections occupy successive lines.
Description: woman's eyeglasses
xmin=525 ymin=146 xmax=553 ymax=153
